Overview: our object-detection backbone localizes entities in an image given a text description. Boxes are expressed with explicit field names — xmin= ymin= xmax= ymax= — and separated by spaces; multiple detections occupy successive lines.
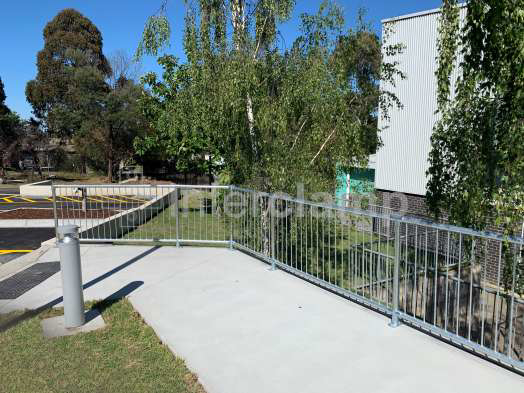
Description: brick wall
xmin=375 ymin=189 xmax=433 ymax=219
xmin=373 ymin=190 xmax=507 ymax=285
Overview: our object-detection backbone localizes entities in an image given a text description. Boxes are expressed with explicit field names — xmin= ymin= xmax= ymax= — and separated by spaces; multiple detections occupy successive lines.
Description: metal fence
xmin=52 ymin=183 xmax=524 ymax=372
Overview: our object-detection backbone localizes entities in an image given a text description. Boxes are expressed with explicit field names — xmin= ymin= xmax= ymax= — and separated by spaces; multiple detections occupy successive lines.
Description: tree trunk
xmin=260 ymin=196 xmax=271 ymax=258
xmin=81 ymin=156 xmax=87 ymax=174
xmin=108 ymin=157 xmax=113 ymax=183
xmin=107 ymin=127 xmax=114 ymax=182
xmin=246 ymin=94 xmax=257 ymax=157
xmin=231 ymin=0 xmax=257 ymax=157
xmin=208 ymin=154 xmax=213 ymax=185
xmin=32 ymin=153 xmax=43 ymax=180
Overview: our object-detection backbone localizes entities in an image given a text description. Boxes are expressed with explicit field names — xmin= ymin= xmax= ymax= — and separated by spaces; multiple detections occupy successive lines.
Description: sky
xmin=0 ymin=0 xmax=443 ymax=120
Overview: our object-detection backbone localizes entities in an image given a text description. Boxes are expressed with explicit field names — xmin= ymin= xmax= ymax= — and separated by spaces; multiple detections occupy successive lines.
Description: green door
xmin=335 ymin=167 xmax=375 ymax=206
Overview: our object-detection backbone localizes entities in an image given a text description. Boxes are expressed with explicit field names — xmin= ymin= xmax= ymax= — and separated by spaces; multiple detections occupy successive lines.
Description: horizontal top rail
xmin=393 ymin=214 xmax=524 ymax=246
xmin=51 ymin=184 xmax=230 ymax=189
xmin=52 ymin=184 xmax=159 ymax=188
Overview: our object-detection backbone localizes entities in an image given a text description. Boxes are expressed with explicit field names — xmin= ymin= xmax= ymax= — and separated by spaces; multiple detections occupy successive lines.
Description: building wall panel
xmin=375 ymin=7 xmax=466 ymax=196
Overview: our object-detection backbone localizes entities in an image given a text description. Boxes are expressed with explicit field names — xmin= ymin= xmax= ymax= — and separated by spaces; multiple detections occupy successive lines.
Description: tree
xmin=19 ymin=119 xmax=48 ymax=181
xmin=108 ymin=50 xmax=142 ymax=89
xmin=427 ymin=0 xmax=524 ymax=351
xmin=72 ymin=64 xmax=147 ymax=181
xmin=0 ymin=77 xmax=23 ymax=179
xmin=26 ymin=10 xmax=145 ymax=180
xmin=135 ymin=55 xmax=224 ymax=179
xmin=26 ymin=9 xmax=111 ymax=139
xmin=135 ymin=0 xmax=403 ymax=195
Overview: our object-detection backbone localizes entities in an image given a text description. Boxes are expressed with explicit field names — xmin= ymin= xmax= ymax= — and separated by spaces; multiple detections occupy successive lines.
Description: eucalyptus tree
xmin=136 ymin=0 xmax=404 ymax=196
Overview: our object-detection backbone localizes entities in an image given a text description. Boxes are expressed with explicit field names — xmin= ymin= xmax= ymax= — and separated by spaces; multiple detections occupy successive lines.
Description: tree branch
xmin=290 ymin=118 xmax=307 ymax=151
xmin=310 ymin=127 xmax=336 ymax=165
xmin=253 ymin=16 xmax=269 ymax=59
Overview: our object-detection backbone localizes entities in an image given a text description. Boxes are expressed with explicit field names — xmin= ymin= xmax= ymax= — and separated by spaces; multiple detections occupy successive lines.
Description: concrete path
xmin=0 ymin=219 xmax=55 ymax=228
xmin=0 ymin=245 xmax=522 ymax=393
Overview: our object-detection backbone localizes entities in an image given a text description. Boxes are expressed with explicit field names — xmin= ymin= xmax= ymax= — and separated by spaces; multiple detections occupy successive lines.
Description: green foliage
xmin=25 ymin=9 xmax=111 ymax=138
xmin=435 ymin=0 xmax=460 ymax=110
xmin=0 ymin=77 xmax=23 ymax=174
xmin=135 ymin=14 xmax=171 ymax=60
xmin=0 ymin=77 xmax=6 ymax=111
xmin=74 ymin=73 xmax=147 ymax=181
xmin=26 ymin=9 xmax=146 ymax=180
xmin=134 ymin=54 xmax=223 ymax=176
xmin=428 ymin=0 xmax=524 ymax=293
xmin=429 ymin=0 xmax=524 ymax=230
xmin=136 ymin=1 xmax=403 ymax=195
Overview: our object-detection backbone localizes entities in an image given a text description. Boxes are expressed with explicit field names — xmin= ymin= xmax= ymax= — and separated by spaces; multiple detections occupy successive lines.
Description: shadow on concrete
xmin=0 ymin=246 xmax=158 ymax=332
xmin=81 ymin=246 xmax=158 ymax=291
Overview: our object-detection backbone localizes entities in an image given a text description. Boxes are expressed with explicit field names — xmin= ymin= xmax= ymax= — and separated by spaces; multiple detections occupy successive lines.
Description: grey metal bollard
xmin=57 ymin=225 xmax=85 ymax=328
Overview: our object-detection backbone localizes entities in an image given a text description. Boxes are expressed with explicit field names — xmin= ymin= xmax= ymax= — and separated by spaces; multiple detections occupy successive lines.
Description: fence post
xmin=51 ymin=182 xmax=58 ymax=241
xmin=389 ymin=218 xmax=401 ymax=328
xmin=175 ymin=187 xmax=180 ymax=247
xmin=270 ymin=195 xmax=276 ymax=270
xmin=229 ymin=186 xmax=233 ymax=250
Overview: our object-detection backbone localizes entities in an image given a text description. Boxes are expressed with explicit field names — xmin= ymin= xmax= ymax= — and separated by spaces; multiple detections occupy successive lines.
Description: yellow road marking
xmin=120 ymin=195 xmax=147 ymax=202
xmin=0 ymin=201 xmax=49 ymax=204
xmin=0 ymin=250 xmax=33 ymax=254
xmin=87 ymin=196 xmax=106 ymax=203
xmin=57 ymin=195 xmax=80 ymax=202
xmin=19 ymin=197 xmax=36 ymax=202
xmin=97 ymin=195 xmax=128 ymax=203
xmin=0 ymin=194 xmax=140 ymax=204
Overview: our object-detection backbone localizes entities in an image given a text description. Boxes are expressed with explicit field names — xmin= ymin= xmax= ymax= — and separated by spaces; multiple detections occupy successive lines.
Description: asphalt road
xmin=0 ymin=194 xmax=148 ymax=211
xmin=0 ymin=187 xmax=20 ymax=195
xmin=0 ymin=228 xmax=55 ymax=264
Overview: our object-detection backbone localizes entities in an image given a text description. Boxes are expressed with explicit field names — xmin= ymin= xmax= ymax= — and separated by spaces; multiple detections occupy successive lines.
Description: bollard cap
xmin=57 ymin=225 xmax=79 ymax=237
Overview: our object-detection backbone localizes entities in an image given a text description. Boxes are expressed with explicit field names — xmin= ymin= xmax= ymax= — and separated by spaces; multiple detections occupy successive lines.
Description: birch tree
xmin=428 ymin=0 xmax=524 ymax=353
xmin=135 ymin=0 xmax=403 ymax=195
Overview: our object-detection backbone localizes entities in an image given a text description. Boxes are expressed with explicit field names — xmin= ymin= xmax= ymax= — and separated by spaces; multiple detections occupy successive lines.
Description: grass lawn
xmin=0 ymin=299 xmax=205 ymax=393
xmin=123 ymin=208 xmax=229 ymax=243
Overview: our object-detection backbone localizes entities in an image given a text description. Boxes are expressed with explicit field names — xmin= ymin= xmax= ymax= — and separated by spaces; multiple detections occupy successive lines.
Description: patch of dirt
xmin=0 ymin=209 xmax=119 ymax=219
xmin=51 ymin=176 xmax=110 ymax=184
xmin=122 ymin=179 xmax=175 ymax=185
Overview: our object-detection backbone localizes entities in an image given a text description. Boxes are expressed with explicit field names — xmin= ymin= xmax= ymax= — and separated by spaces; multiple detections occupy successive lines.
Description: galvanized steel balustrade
xmin=52 ymin=184 xmax=524 ymax=372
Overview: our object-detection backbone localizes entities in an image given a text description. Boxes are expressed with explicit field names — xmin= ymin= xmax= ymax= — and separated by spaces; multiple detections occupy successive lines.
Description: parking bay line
xmin=97 ymin=195 xmax=131 ymax=203
xmin=119 ymin=195 xmax=148 ymax=202
xmin=0 ymin=250 xmax=33 ymax=255
xmin=18 ymin=197 xmax=36 ymax=202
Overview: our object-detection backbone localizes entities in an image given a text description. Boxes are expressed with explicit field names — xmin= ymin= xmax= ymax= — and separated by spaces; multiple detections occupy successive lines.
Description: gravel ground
xmin=0 ymin=209 xmax=119 ymax=219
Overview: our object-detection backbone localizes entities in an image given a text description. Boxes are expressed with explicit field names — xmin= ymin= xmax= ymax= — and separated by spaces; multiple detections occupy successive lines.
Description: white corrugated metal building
xmin=375 ymin=5 xmax=466 ymax=197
